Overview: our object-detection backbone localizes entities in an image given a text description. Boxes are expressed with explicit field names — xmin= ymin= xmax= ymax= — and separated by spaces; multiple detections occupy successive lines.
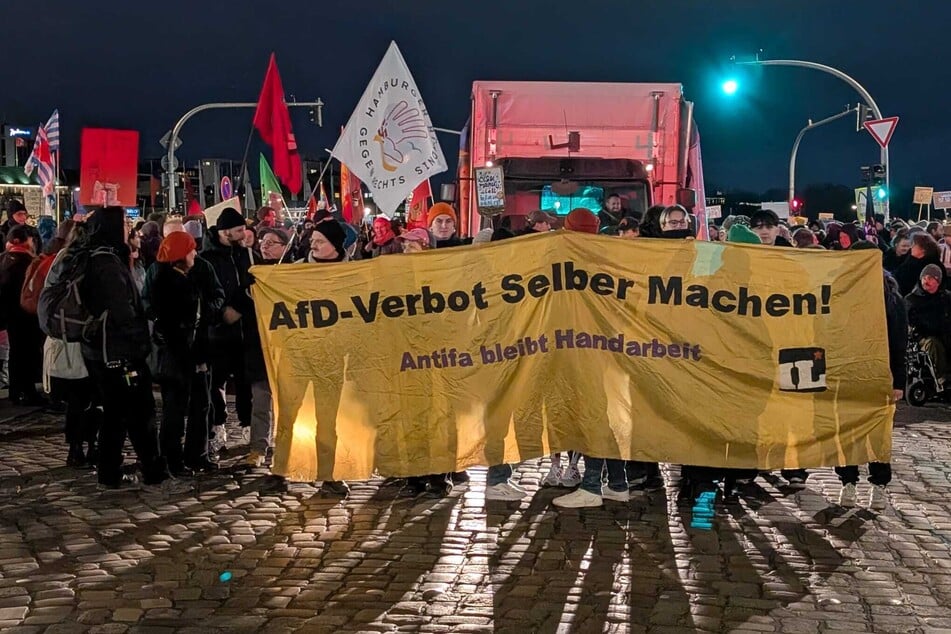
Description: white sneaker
xmin=240 ymin=426 xmax=251 ymax=446
xmin=868 ymin=484 xmax=888 ymax=510
xmin=838 ymin=483 xmax=857 ymax=508
xmin=486 ymin=482 xmax=528 ymax=501
xmin=552 ymin=488 xmax=602 ymax=508
xmin=560 ymin=464 xmax=582 ymax=487
xmin=209 ymin=426 xmax=228 ymax=453
xmin=542 ymin=463 xmax=563 ymax=487
xmin=601 ymin=486 xmax=630 ymax=502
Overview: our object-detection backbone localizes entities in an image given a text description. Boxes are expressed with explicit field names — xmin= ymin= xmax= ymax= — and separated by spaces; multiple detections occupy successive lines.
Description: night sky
xmin=4 ymin=1 xmax=944 ymax=195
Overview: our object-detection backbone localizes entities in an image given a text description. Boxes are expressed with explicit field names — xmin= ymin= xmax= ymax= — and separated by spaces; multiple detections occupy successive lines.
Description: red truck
xmin=458 ymin=81 xmax=707 ymax=237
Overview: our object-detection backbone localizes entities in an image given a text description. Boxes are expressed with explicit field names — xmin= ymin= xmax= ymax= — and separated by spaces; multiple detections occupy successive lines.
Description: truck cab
xmin=459 ymin=81 xmax=706 ymax=236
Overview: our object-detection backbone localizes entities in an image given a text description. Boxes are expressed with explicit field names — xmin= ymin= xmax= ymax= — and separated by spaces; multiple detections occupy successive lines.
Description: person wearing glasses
xmin=257 ymin=227 xmax=292 ymax=264
xmin=658 ymin=205 xmax=693 ymax=239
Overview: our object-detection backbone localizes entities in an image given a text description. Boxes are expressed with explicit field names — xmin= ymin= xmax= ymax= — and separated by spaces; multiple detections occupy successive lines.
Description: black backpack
xmin=38 ymin=246 xmax=118 ymax=342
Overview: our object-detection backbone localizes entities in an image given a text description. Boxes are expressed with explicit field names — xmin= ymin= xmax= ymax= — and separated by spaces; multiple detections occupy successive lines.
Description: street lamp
xmin=732 ymin=53 xmax=890 ymax=217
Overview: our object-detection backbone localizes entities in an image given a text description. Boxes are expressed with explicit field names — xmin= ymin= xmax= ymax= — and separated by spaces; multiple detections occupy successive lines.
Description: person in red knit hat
xmin=149 ymin=231 xmax=211 ymax=476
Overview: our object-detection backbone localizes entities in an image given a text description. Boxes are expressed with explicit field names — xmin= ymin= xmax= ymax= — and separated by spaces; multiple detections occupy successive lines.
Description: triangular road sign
xmin=863 ymin=116 xmax=899 ymax=148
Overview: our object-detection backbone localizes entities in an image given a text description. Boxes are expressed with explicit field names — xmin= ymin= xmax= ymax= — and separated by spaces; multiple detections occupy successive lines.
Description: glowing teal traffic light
xmin=877 ymin=187 xmax=887 ymax=200
xmin=721 ymin=79 xmax=739 ymax=95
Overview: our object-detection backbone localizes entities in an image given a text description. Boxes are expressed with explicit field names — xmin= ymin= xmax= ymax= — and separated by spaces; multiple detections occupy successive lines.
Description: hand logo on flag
xmin=374 ymin=100 xmax=429 ymax=172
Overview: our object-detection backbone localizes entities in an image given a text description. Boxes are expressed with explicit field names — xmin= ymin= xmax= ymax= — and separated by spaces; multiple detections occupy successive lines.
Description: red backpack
xmin=20 ymin=253 xmax=56 ymax=315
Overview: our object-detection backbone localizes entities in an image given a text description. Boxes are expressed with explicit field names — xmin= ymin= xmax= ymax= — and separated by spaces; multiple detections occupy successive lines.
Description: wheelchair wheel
xmin=907 ymin=381 xmax=929 ymax=407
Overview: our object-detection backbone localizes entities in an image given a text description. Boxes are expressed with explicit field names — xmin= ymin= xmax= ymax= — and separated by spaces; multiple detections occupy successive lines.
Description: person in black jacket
xmin=78 ymin=206 xmax=189 ymax=494
xmin=895 ymin=232 xmax=943 ymax=296
xmin=0 ymin=224 xmax=45 ymax=405
xmin=150 ymin=232 xmax=211 ymax=476
xmin=905 ymin=264 xmax=951 ymax=381
xmin=834 ymin=270 xmax=908 ymax=509
xmin=199 ymin=207 xmax=255 ymax=457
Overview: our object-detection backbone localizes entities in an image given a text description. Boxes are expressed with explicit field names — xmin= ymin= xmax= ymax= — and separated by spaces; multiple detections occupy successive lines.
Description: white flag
xmin=333 ymin=42 xmax=447 ymax=217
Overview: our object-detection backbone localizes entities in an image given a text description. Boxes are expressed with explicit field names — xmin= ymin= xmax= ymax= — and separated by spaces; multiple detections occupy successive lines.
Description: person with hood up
xmin=200 ymin=207 xmax=254 ymax=459
xmin=364 ymin=216 xmax=402 ymax=258
xmin=0 ymin=224 xmax=45 ymax=405
xmin=138 ymin=220 xmax=162 ymax=269
xmin=149 ymin=232 xmax=210 ymax=477
xmin=76 ymin=206 xmax=189 ymax=494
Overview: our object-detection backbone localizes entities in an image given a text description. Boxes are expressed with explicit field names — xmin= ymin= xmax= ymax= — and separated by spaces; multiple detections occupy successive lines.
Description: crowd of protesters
xmin=0 ymin=193 xmax=938 ymax=511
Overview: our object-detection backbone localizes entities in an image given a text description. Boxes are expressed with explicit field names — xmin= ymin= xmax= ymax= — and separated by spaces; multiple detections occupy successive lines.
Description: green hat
xmin=727 ymin=224 xmax=762 ymax=244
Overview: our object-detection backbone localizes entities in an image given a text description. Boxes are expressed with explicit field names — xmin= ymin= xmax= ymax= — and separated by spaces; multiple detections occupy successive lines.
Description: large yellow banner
xmin=250 ymin=232 xmax=894 ymax=482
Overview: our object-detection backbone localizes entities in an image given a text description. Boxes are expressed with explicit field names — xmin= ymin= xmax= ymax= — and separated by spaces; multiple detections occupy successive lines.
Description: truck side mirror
xmin=677 ymin=188 xmax=697 ymax=210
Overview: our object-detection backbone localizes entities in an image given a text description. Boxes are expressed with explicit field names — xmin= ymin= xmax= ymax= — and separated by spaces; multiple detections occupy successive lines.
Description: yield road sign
xmin=863 ymin=117 xmax=899 ymax=148
xmin=160 ymin=130 xmax=183 ymax=150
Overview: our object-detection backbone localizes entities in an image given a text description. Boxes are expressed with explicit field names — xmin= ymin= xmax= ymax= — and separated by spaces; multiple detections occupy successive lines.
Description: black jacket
xmin=435 ymin=235 xmax=472 ymax=249
xmin=905 ymin=284 xmax=951 ymax=340
xmin=142 ymin=256 xmax=225 ymax=331
xmin=0 ymin=250 xmax=39 ymax=336
xmin=895 ymin=252 xmax=943 ymax=296
xmin=882 ymin=248 xmax=906 ymax=274
xmin=150 ymin=264 xmax=206 ymax=380
xmin=200 ymin=229 xmax=254 ymax=346
xmin=79 ymin=209 xmax=150 ymax=365
xmin=884 ymin=273 xmax=908 ymax=390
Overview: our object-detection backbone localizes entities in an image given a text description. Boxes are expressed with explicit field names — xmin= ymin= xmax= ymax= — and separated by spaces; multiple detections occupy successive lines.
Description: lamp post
xmin=736 ymin=57 xmax=890 ymax=218
xmin=165 ymin=99 xmax=324 ymax=212
xmin=789 ymin=105 xmax=856 ymax=204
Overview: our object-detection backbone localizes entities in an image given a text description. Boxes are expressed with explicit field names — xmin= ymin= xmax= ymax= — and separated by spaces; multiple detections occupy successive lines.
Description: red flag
xmin=406 ymin=179 xmax=432 ymax=230
xmin=306 ymin=194 xmax=318 ymax=220
xmin=253 ymin=53 xmax=302 ymax=194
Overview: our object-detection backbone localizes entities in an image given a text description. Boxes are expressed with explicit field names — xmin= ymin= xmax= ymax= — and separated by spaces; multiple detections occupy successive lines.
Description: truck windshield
xmin=536 ymin=183 xmax=650 ymax=217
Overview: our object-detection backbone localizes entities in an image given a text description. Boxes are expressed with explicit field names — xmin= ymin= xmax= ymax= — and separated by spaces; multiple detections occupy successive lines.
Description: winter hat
xmin=313 ymin=218 xmax=347 ymax=258
xmin=397 ymin=228 xmax=433 ymax=248
xmin=564 ymin=208 xmax=599 ymax=234
xmin=7 ymin=199 xmax=26 ymax=218
xmin=427 ymin=202 xmax=457 ymax=227
xmin=183 ymin=219 xmax=204 ymax=241
xmin=215 ymin=207 xmax=245 ymax=231
xmin=921 ymin=264 xmax=944 ymax=282
xmin=727 ymin=224 xmax=762 ymax=244
xmin=156 ymin=231 xmax=196 ymax=263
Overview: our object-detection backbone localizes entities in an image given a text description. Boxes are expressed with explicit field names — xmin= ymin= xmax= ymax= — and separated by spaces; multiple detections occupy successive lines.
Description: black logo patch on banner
xmin=778 ymin=348 xmax=827 ymax=393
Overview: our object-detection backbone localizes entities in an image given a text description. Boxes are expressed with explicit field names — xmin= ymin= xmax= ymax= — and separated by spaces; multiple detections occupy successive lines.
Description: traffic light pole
xmin=738 ymin=58 xmax=890 ymax=218
xmin=165 ymin=99 xmax=324 ymax=212
xmin=789 ymin=106 xmax=857 ymax=206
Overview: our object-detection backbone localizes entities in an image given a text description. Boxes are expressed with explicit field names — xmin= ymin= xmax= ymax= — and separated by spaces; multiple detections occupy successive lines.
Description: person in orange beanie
xmin=156 ymin=231 xmax=197 ymax=266
xmin=149 ymin=230 xmax=207 ymax=476
xmin=427 ymin=202 xmax=470 ymax=248
xmin=563 ymin=208 xmax=600 ymax=234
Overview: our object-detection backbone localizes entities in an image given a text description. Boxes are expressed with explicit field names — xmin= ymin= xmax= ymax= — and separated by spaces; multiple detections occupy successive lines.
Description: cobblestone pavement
xmin=1 ymin=402 xmax=951 ymax=633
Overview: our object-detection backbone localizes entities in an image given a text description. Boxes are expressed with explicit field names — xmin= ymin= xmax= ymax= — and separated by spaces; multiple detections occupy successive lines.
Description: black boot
xmin=66 ymin=443 xmax=86 ymax=468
